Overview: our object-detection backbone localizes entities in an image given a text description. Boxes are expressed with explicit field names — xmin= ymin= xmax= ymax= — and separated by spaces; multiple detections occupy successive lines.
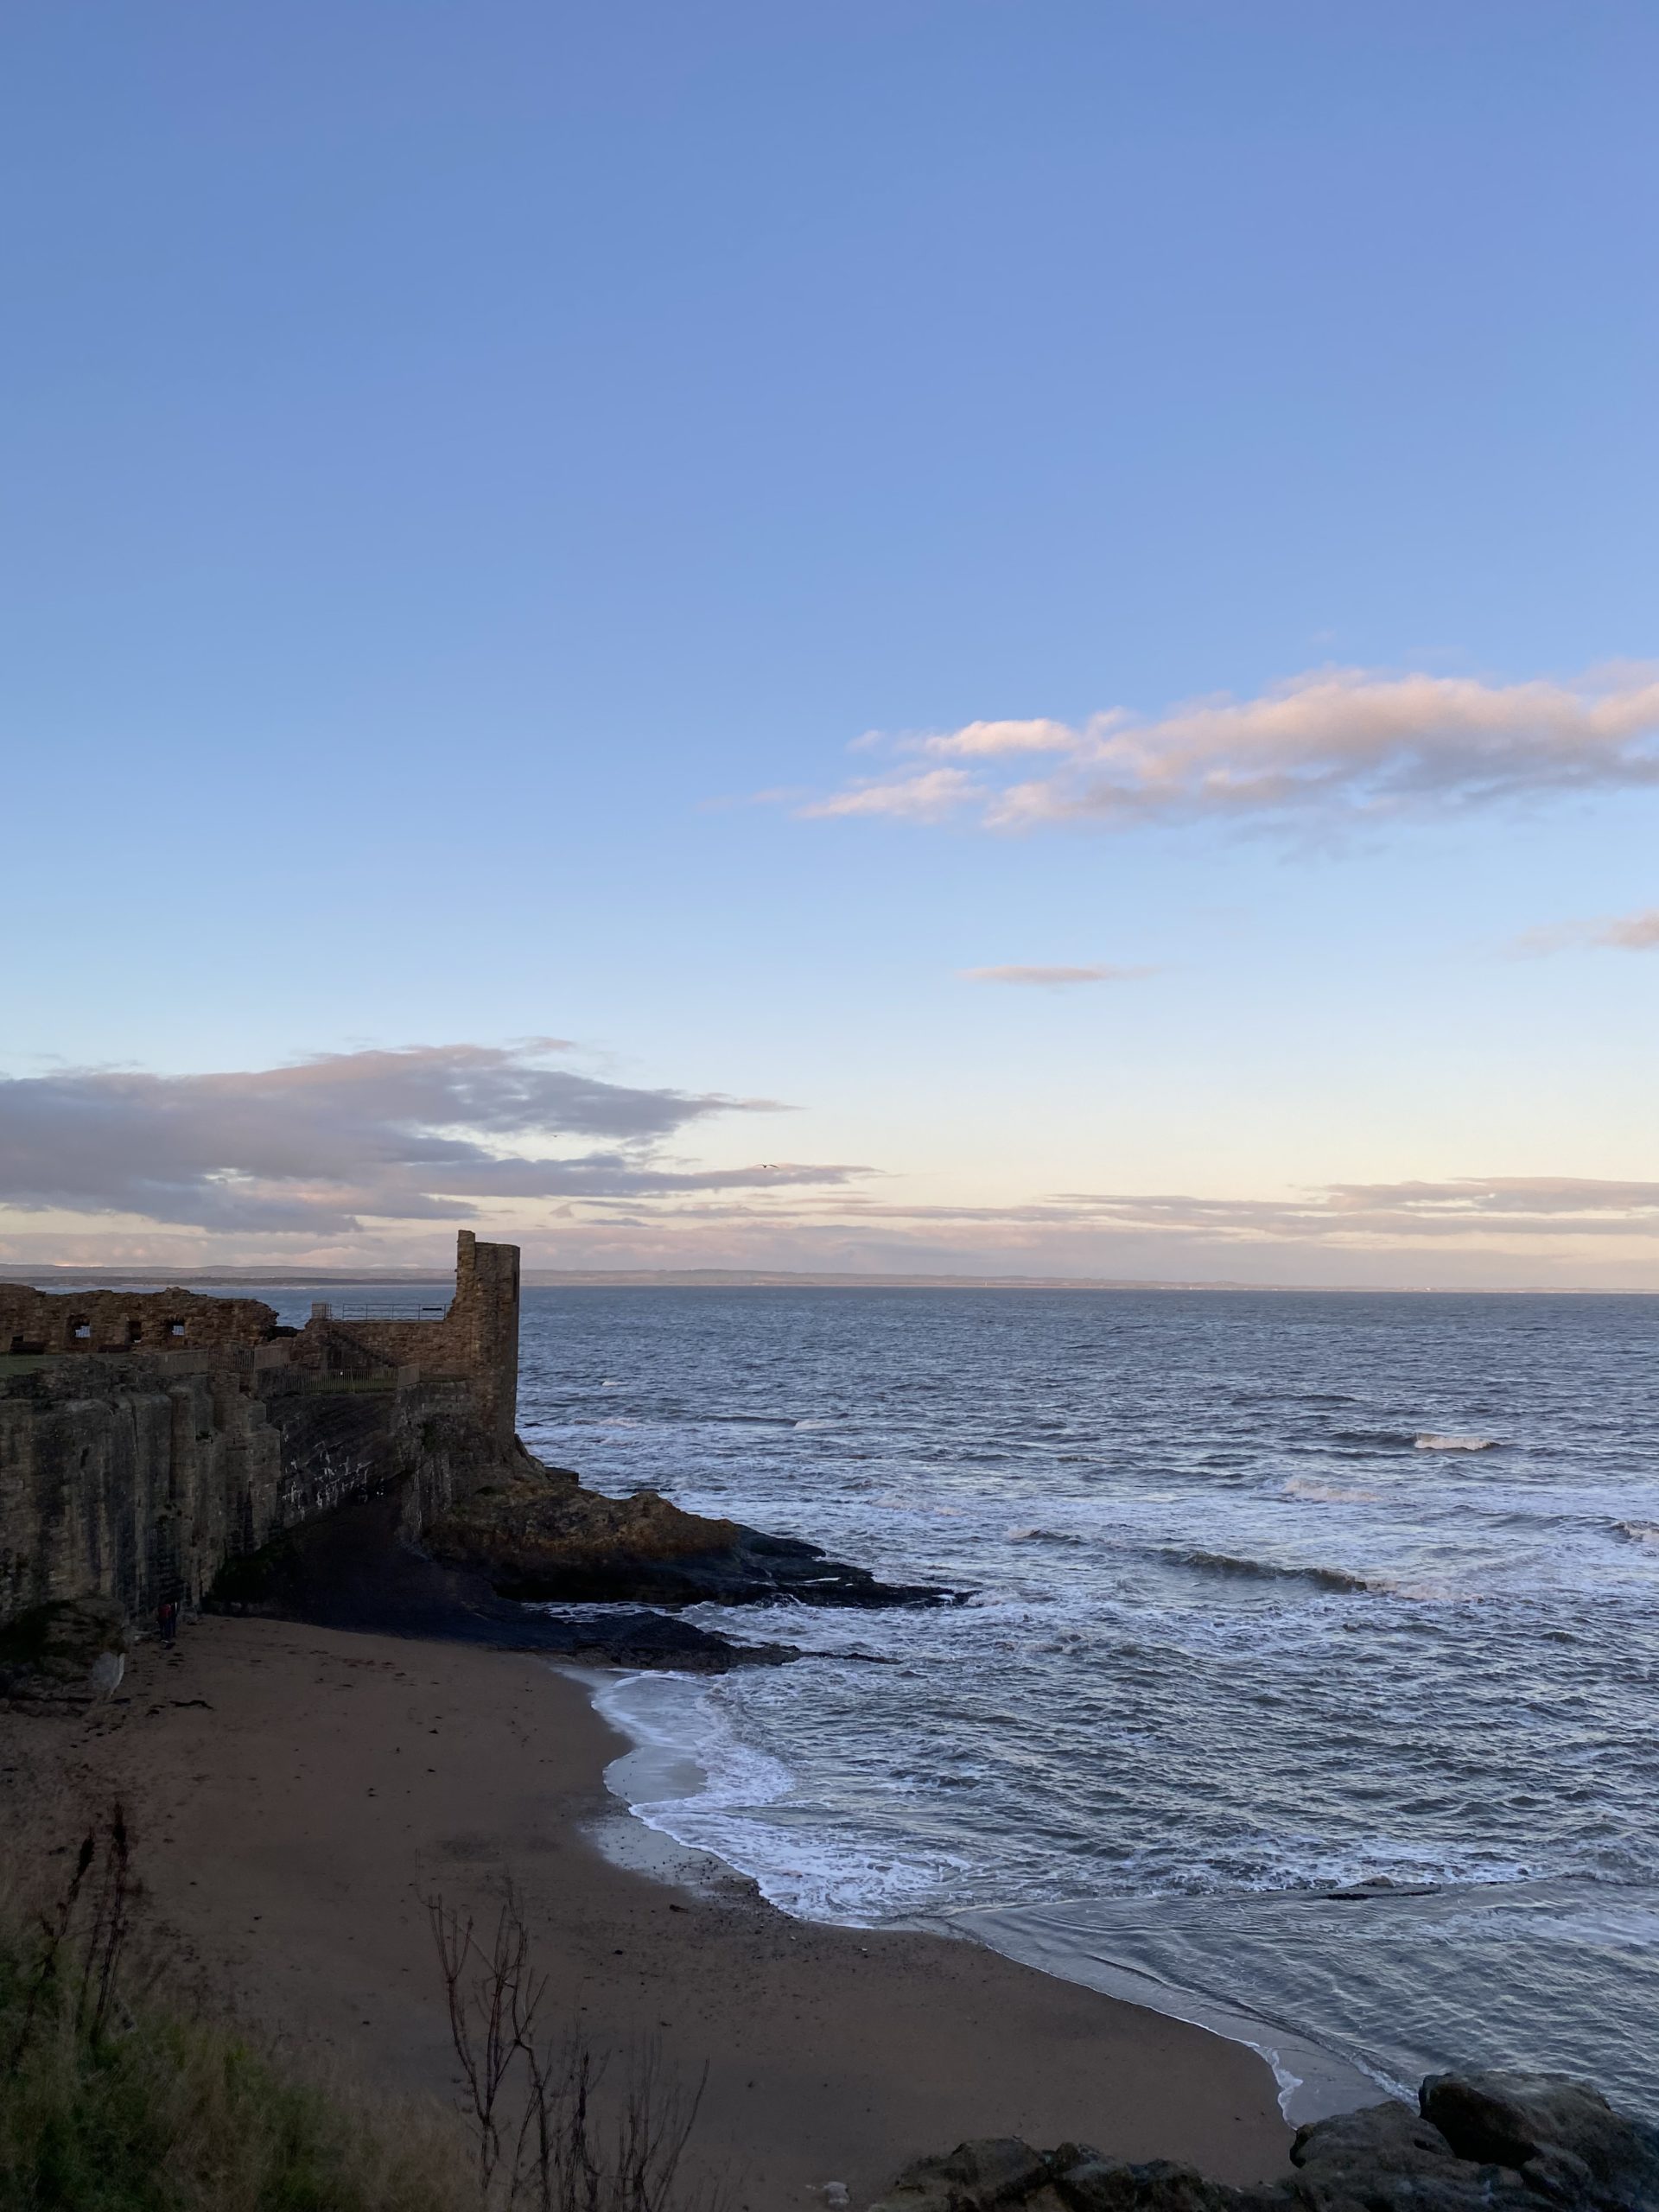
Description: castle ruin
xmin=0 ymin=1231 xmax=521 ymax=1632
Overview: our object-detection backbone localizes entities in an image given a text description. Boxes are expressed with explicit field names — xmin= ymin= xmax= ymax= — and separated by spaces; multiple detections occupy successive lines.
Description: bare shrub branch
xmin=424 ymin=1883 xmax=724 ymax=2212
xmin=5 ymin=1824 xmax=97 ymax=2073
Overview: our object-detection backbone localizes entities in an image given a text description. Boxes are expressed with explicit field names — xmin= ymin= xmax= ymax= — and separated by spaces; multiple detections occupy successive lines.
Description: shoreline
xmin=1 ymin=1615 xmax=1294 ymax=2208
xmin=580 ymin=1663 xmax=1385 ymax=2129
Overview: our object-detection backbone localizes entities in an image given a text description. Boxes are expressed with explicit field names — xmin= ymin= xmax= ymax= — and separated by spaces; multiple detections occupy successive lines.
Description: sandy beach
xmin=1 ymin=1618 xmax=1292 ymax=2208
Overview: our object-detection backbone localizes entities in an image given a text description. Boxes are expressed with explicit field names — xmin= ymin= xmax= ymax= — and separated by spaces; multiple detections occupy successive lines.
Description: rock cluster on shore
xmin=874 ymin=2074 xmax=1659 ymax=2212
xmin=0 ymin=1446 xmax=950 ymax=1695
xmin=423 ymin=1454 xmax=951 ymax=1609
xmin=173 ymin=1450 xmax=953 ymax=1674
xmin=0 ymin=1594 xmax=130 ymax=1708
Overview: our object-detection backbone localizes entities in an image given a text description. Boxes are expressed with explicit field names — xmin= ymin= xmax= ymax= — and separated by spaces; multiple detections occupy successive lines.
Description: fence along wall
xmin=297 ymin=1231 xmax=520 ymax=1451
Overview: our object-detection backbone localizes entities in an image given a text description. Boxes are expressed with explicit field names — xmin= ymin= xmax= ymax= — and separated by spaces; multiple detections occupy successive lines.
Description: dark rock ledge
xmin=873 ymin=2072 xmax=1659 ymax=2212
xmin=423 ymin=1458 xmax=954 ymax=1610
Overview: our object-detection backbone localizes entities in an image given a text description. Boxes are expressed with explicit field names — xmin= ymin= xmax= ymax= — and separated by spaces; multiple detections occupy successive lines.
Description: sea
xmin=294 ymin=1284 xmax=1659 ymax=2120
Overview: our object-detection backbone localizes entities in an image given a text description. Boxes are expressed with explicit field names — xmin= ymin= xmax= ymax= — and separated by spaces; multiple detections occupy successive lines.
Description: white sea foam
xmin=1414 ymin=1433 xmax=1498 ymax=1452
xmin=590 ymin=1670 xmax=962 ymax=1924
xmin=1281 ymin=1477 xmax=1380 ymax=1503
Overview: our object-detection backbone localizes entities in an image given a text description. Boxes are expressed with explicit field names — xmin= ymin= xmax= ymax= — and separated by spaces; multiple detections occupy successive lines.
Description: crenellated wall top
xmin=1 ymin=1282 xmax=278 ymax=1357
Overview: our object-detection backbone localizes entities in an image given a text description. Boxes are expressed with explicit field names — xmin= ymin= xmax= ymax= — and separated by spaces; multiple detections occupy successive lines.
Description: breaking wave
xmin=1414 ymin=1433 xmax=1499 ymax=1452
xmin=1164 ymin=1548 xmax=1372 ymax=1593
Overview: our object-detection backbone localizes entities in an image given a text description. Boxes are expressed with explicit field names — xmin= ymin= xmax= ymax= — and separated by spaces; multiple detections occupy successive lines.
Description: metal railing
xmin=296 ymin=1372 xmax=401 ymax=1395
xmin=309 ymin=1302 xmax=450 ymax=1323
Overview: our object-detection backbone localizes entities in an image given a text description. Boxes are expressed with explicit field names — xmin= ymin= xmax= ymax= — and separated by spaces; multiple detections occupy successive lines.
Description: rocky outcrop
xmin=205 ymin=1485 xmax=798 ymax=1673
xmin=423 ymin=1458 xmax=953 ymax=1609
xmin=871 ymin=2074 xmax=1659 ymax=2212
xmin=0 ymin=1595 xmax=130 ymax=1708
xmin=1415 ymin=2073 xmax=1659 ymax=2210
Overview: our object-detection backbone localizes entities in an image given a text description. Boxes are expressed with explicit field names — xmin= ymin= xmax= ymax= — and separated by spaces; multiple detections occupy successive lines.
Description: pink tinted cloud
xmin=1512 ymin=905 xmax=1659 ymax=955
xmin=801 ymin=666 xmax=1659 ymax=832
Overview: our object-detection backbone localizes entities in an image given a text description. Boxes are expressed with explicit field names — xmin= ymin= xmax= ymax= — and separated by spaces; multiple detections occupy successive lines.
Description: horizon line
xmin=2 ymin=1264 xmax=1653 ymax=1296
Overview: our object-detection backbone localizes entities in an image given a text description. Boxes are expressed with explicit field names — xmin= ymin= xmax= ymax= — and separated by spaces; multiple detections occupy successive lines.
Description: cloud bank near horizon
xmin=3 ymin=1048 xmax=1656 ymax=1289
xmin=601 ymin=1175 xmax=1659 ymax=1249
xmin=0 ymin=1044 xmax=863 ymax=1234
xmin=800 ymin=666 xmax=1659 ymax=834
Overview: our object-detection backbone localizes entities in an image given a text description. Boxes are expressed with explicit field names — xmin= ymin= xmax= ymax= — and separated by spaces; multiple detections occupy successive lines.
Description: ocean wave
xmin=1615 ymin=1521 xmax=1659 ymax=1549
xmin=1414 ymin=1433 xmax=1498 ymax=1452
xmin=593 ymin=1671 xmax=964 ymax=1923
xmin=1006 ymin=1526 xmax=1086 ymax=1545
xmin=1281 ymin=1477 xmax=1380 ymax=1504
xmin=1164 ymin=1548 xmax=1372 ymax=1593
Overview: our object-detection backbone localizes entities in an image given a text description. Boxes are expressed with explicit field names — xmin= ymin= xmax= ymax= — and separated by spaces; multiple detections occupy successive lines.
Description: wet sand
xmin=0 ymin=1617 xmax=1292 ymax=2207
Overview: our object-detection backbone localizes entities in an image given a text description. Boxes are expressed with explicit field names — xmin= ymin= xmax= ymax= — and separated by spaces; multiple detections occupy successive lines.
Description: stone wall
xmin=0 ymin=1231 xmax=524 ymax=1630
xmin=0 ymin=1356 xmax=493 ymax=1625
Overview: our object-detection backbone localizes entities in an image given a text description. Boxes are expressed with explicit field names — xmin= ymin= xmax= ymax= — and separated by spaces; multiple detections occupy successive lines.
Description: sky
xmin=2 ymin=0 xmax=1657 ymax=1287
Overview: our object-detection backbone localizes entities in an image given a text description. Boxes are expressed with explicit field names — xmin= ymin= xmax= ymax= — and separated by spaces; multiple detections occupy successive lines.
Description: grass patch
xmin=0 ymin=1810 xmax=467 ymax=2212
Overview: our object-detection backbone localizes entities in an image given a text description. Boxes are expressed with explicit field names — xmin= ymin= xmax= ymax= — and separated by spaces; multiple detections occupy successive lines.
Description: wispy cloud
xmin=798 ymin=666 xmax=1659 ymax=834
xmin=1599 ymin=910 xmax=1659 ymax=949
xmin=1514 ymin=905 xmax=1659 ymax=954
xmin=453 ymin=1173 xmax=1659 ymax=1289
xmin=1054 ymin=1177 xmax=1659 ymax=1241
xmin=960 ymin=963 xmax=1155 ymax=988
xmin=0 ymin=1044 xmax=864 ymax=1233
xmin=563 ymin=1176 xmax=1659 ymax=1263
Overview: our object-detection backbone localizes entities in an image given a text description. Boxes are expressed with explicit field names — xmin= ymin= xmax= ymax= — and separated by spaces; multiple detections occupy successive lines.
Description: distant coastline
xmin=1 ymin=1266 xmax=1651 ymax=1294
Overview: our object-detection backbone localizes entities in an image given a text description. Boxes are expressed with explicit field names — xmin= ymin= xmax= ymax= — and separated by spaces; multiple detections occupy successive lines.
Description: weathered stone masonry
xmin=1 ymin=1283 xmax=280 ymax=1357
xmin=0 ymin=1232 xmax=520 ymax=1629
xmin=294 ymin=1230 xmax=520 ymax=1451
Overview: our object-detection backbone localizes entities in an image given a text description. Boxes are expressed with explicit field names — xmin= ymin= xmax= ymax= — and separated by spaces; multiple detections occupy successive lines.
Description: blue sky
xmin=3 ymin=1 xmax=1657 ymax=1284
